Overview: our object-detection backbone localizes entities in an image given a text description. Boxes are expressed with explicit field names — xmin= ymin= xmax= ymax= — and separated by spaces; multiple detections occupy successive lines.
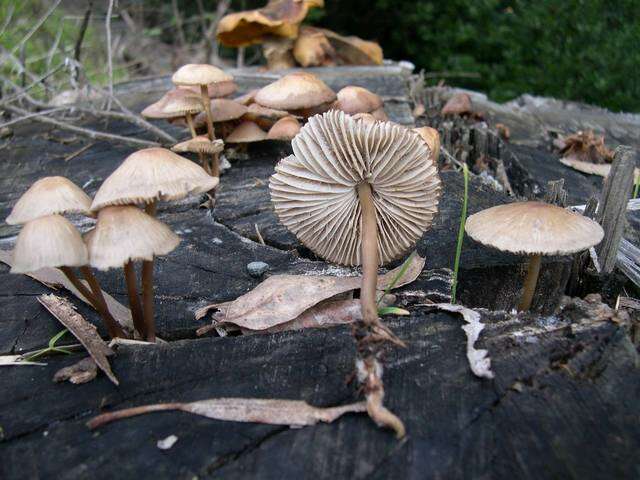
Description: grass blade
xmin=451 ymin=164 xmax=469 ymax=303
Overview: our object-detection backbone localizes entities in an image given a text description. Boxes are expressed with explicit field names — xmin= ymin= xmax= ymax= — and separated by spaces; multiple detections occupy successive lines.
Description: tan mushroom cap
xmin=171 ymin=136 xmax=225 ymax=155
xmin=11 ymin=214 xmax=88 ymax=273
xmin=7 ymin=176 xmax=92 ymax=225
xmin=141 ymin=89 xmax=198 ymax=119
xmin=225 ymin=121 xmax=268 ymax=143
xmin=254 ymin=72 xmax=336 ymax=111
xmin=194 ymin=99 xmax=247 ymax=128
xmin=318 ymin=28 xmax=383 ymax=65
xmin=160 ymin=93 xmax=203 ymax=117
xmin=216 ymin=0 xmax=324 ymax=47
xmin=441 ymin=92 xmax=472 ymax=116
xmin=413 ymin=127 xmax=440 ymax=161
xmin=180 ymin=81 xmax=238 ymax=98
xmin=293 ymin=26 xmax=336 ymax=67
xmin=270 ymin=110 xmax=441 ymax=266
xmin=465 ymin=201 xmax=604 ymax=256
xmin=352 ymin=112 xmax=377 ymax=124
xmin=333 ymin=86 xmax=383 ymax=114
xmin=91 ymin=148 xmax=219 ymax=211
xmin=370 ymin=107 xmax=388 ymax=122
xmin=172 ymin=64 xmax=233 ymax=86
xmin=87 ymin=206 xmax=180 ymax=271
xmin=234 ymin=89 xmax=258 ymax=106
xmin=267 ymin=116 xmax=301 ymax=140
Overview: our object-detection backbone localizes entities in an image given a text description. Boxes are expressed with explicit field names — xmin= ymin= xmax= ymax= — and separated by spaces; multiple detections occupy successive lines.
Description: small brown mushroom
xmin=254 ymin=72 xmax=336 ymax=116
xmin=465 ymin=201 xmax=604 ymax=311
xmin=270 ymin=110 xmax=441 ymax=437
xmin=11 ymin=215 xmax=124 ymax=338
xmin=171 ymin=136 xmax=225 ymax=175
xmin=266 ymin=116 xmax=300 ymax=141
xmin=225 ymin=121 xmax=268 ymax=144
xmin=441 ymin=92 xmax=473 ymax=116
xmin=413 ymin=126 xmax=441 ymax=162
xmin=333 ymin=86 xmax=383 ymax=115
xmin=234 ymin=90 xmax=259 ymax=106
xmin=293 ymin=26 xmax=336 ymax=67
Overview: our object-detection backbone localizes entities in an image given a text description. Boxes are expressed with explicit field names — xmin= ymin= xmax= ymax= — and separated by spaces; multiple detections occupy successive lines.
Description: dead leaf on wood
xmin=0 ymin=355 xmax=46 ymax=366
xmin=559 ymin=158 xmax=640 ymax=181
xmin=0 ymin=249 xmax=133 ymax=333
xmin=421 ymin=303 xmax=494 ymax=379
xmin=196 ymin=253 xmax=425 ymax=334
xmin=556 ymin=130 xmax=613 ymax=164
xmin=243 ymin=294 xmax=396 ymax=335
xmin=87 ymin=398 xmax=366 ymax=430
xmin=38 ymin=294 xmax=119 ymax=385
xmin=53 ymin=356 xmax=97 ymax=384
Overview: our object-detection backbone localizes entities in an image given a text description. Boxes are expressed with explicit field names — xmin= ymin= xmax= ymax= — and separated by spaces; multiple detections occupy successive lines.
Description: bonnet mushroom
xmin=270 ymin=110 xmax=441 ymax=437
xmin=254 ymin=72 xmax=336 ymax=117
xmin=333 ymin=86 xmax=383 ymax=115
xmin=87 ymin=206 xmax=180 ymax=340
xmin=465 ymin=201 xmax=604 ymax=311
xmin=225 ymin=121 xmax=268 ymax=144
xmin=266 ymin=116 xmax=301 ymax=140
xmin=171 ymin=136 xmax=225 ymax=175
xmin=11 ymin=215 xmax=124 ymax=338
xmin=91 ymin=148 xmax=217 ymax=341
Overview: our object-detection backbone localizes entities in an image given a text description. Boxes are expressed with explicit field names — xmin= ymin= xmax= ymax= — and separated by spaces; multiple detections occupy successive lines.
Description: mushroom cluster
xmin=216 ymin=0 xmax=383 ymax=70
xmin=270 ymin=110 xmax=442 ymax=437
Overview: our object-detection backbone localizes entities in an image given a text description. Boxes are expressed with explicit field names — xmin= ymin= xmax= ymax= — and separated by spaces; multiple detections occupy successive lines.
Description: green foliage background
xmin=312 ymin=0 xmax=640 ymax=112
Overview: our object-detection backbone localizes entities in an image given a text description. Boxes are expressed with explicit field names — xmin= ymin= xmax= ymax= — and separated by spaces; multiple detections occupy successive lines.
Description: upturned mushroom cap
xmin=465 ymin=201 xmax=604 ymax=256
xmin=11 ymin=214 xmax=88 ymax=273
xmin=171 ymin=136 xmax=225 ymax=155
xmin=270 ymin=110 xmax=441 ymax=266
xmin=225 ymin=121 xmax=268 ymax=143
xmin=172 ymin=64 xmax=233 ymax=86
xmin=254 ymin=72 xmax=336 ymax=111
xmin=333 ymin=86 xmax=383 ymax=114
xmin=7 ymin=176 xmax=92 ymax=225
xmin=91 ymin=148 xmax=219 ymax=211
xmin=194 ymin=99 xmax=247 ymax=128
xmin=413 ymin=127 xmax=440 ymax=161
xmin=87 ymin=206 xmax=180 ymax=271
xmin=216 ymin=0 xmax=324 ymax=47
xmin=267 ymin=116 xmax=301 ymax=140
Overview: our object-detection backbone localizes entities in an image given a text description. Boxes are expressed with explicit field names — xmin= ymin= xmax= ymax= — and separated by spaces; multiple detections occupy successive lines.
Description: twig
xmin=74 ymin=2 xmax=93 ymax=63
xmin=105 ymin=0 xmax=115 ymax=110
xmin=64 ymin=142 xmax=95 ymax=162
xmin=2 ymin=63 xmax=65 ymax=103
xmin=10 ymin=0 xmax=63 ymax=55
xmin=1 ymin=103 xmax=160 ymax=148
xmin=0 ymin=3 xmax=15 ymax=39
xmin=0 ymin=46 xmax=40 ymax=83
xmin=45 ymin=23 xmax=63 ymax=76
xmin=0 ymin=107 xmax=67 ymax=129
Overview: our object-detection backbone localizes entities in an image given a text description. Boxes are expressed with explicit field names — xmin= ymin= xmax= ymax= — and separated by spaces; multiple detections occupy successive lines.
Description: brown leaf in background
xmin=196 ymin=253 xmax=425 ymax=334
xmin=53 ymin=356 xmax=98 ymax=384
xmin=88 ymin=397 xmax=366 ymax=430
xmin=557 ymin=130 xmax=613 ymax=164
xmin=0 ymin=250 xmax=133 ymax=333
xmin=38 ymin=294 xmax=119 ymax=385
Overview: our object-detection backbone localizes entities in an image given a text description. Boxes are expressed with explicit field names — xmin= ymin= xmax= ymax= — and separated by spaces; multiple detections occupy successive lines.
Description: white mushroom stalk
xmin=270 ymin=111 xmax=441 ymax=437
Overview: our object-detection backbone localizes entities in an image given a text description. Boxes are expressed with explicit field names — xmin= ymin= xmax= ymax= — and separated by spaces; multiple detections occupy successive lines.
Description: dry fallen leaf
xmin=38 ymin=294 xmax=119 ymax=385
xmin=87 ymin=398 xmax=366 ymax=430
xmin=557 ymin=130 xmax=613 ymax=164
xmin=0 ymin=249 xmax=133 ymax=333
xmin=196 ymin=253 xmax=425 ymax=334
xmin=53 ymin=356 xmax=98 ymax=384
xmin=422 ymin=303 xmax=494 ymax=379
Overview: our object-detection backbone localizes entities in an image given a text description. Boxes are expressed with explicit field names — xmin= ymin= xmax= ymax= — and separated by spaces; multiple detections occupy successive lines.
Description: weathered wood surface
xmin=1 ymin=65 xmax=639 ymax=479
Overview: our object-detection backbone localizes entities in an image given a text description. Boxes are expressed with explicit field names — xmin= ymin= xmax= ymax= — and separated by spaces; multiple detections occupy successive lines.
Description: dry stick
xmin=123 ymin=261 xmax=146 ymax=338
xmin=88 ymin=403 xmax=182 ymax=429
xmin=1 ymin=103 xmax=161 ymax=148
xmin=142 ymin=201 xmax=158 ymax=342
xmin=355 ymin=183 xmax=406 ymax=439
xmin=517 ymin=254 xmax=542 ymax=312
xmin=79 ymin=266 xmax=125 ymax=338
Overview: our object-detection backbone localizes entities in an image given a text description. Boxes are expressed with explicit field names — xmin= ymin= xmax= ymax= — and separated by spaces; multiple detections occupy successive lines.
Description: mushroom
xmin=245 ymin=103 xmax=293 ymax=129
xmin=441 ymin=92 xmax=473 ymax=116
xmin=316 ymin=28 xmax=383 ymax=65
xmin=11 ymin=215 xmax=124 ymax=338
xmin=254 ymin=72 xmax=336 ymax=117
xmin=351 ymin=112 xmax=377 ymax=124
xmin=370 ymin=107 xmax=389 ymax=122
xmin=179 ymin=80 xmax=238 ymax=99
xmin=216 ymin=0 xmax=323 ymax=69
xmin=293 ymin=26 xmax=336 ymax=67
xmin=234 ymin=89 xmax=259 ymax=106
xmin=465 ymin=201 xmax=604 ymax=311
xmin=87 ymin=206 xmax=180 ymax=340
xmin=413 ymin=126 xmax=441 ymax=162
xmin=172 ymin=64 xmax=233 ymax=144
xmin=6 ymin=176 xmax=92 ymax=225
xmin=266 ymin=116 xmax=300 ymax=140
xmin=91 ymin=148 xmax=217 ymax=341
xmin=332 ymin=86 xmax=383 ymax=115
xmin=270 ymin=110 xmax=441 ymax=437
xmin=225 ymin=121 xmax=268 ymax=144
xmin=193 ymin=98 xmax=248 ymax=138
xmin=171 ymin=136 xmax=225 ymax=175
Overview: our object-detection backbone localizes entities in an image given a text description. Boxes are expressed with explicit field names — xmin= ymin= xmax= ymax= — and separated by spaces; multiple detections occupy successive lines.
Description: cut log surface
xmin=0 ymin=65 xmax=639 ymax=479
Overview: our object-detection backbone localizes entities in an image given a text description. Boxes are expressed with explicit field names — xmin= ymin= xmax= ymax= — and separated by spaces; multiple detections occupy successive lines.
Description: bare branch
xmin=105 ymin=0 xmax=115 ymax=110
xmin=0 ymin=3 xmax=15 ymax=39
xmin=0 ymin=107 xmax=67 ymax=129
xmin=10 ymin=0 xmax=63 ymax=55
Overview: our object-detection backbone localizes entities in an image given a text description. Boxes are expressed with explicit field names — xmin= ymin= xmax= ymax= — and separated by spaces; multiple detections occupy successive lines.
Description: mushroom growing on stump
xmin=160 ymin=92 xmax=204 ymax=141
xmin=91 ymin=148 xmax=217 ymax=341
xmin=269 ymin=110 xmax=441 ymax=437
xmin=333 ymin=86 xmax=383 ymax=115
xmin=87 ymin=206 xmax=180 ymax=340
xmin=465 ymin=201 xmax=604 ymax=311
xmin=225 ymin=121 xmax=268 ymax=144
xmin=266 ymin=116 xmax=300 ymax=140
xmin=171 ymin=135 xmax=225 ymax=175
xmin=194 ymin=98 xmax=247 ymax=140
xmin=11 ymin=215 xmax=124 ymax=338
xmin=254 ymin=72 xmax=336 ymax=117
xmin=413 ymin=126 xmax=441 ymax=162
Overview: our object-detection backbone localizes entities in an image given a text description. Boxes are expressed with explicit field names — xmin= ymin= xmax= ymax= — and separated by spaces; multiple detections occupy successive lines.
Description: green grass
xmin=22 ymin=329 xmax=72 ymax=361
xmin=451 ymin=164 xmax=469 ymax=304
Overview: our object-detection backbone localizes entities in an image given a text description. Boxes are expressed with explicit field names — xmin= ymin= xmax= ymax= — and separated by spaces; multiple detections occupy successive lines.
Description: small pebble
xmin=212 ymin=237 xmax=223 ymax=245
xmin=157 ymin=434 xmax=178 ymax=450
xmin=247 ymin=261 xmax=269 ymax=278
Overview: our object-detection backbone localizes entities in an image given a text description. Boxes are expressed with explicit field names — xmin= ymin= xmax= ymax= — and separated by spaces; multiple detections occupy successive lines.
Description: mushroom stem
xmin=142 ymin=201 xmax=158 ymax=342
xmin=185 ymin=112 xmax=198 ymax=139
xmin=123 ymin=261 xmax=146 ymax=339
xmin=518 ymin=254 xmax=542 ymax=311
xmin=199 ymin=85 xmax=220 ymax=178
xmin=355 ymin=182 xmax=406 ymax=438
xmin=80 ymin=266 xmax=126 ymax=338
